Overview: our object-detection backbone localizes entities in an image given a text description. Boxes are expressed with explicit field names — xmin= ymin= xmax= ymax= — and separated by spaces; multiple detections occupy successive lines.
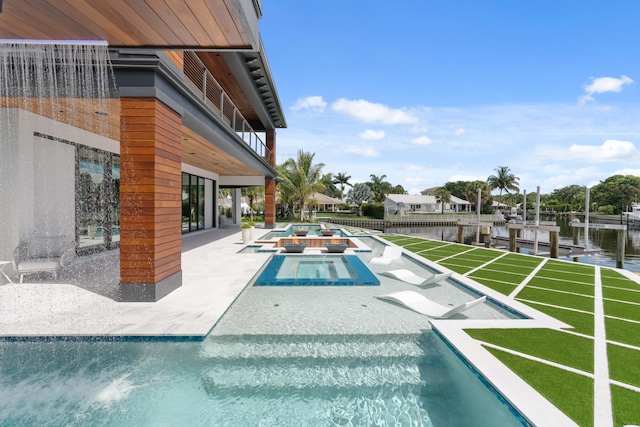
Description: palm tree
xmin=333 ymin=172 xmax=352 ymax=200
xmin=487 ymin=166 xmax=520 ymax=199
xmin=347 ymin=183 xmax=374 ymax=216
xmin=277 ymin=150 xmax=325 ymax=221
xmin=242 ymin=186 xmax=263 ymax=221
xmin=465 ymin=181 xmax=492 ymax=212
xmin=435 ymin=187 xmax=452 ymax=214
xmin=367 ymin=174 xmax=393 ymax=203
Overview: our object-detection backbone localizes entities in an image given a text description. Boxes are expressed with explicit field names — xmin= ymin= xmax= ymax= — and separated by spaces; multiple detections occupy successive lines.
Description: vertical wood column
xmin=264 ymin=130 xmax=277 ymax=229
xmin=119 ymin=97 xmax=183 ymax=301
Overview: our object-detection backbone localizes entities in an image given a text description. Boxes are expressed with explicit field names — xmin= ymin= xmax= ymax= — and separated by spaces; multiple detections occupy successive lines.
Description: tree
xmin=367 ymin=174 xmax=393 ymax=203
xmin=550 ymin=185 xmax=585 ymax=212
xmin=465 ymin=181 xmax=492 ymax=212
xmin=241 ymin=186 xmax=263 ymax=221
xmin=277 ymin=150 xmax=325 ymax=221
xmin=487 ymin=166 xmax=520 ymax=200
xmin=320 ymin=172 xmax=341 ymax=199
xmin=435 ymin=187 xmax=452 ymax=214
xmin=333 ymin=172 xmax=352 ymax=200
xmin=443 ymin=181 xmax=471 ymax=200
xmin=391 ymin=184 xmax=407 ymax=195
xmin=347 ymin=183 xmax=374 ymax=216
xmin=591 ymin=175 xmax=640 ymax=214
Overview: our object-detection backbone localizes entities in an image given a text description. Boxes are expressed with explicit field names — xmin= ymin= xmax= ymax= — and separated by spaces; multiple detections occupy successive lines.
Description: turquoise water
xmin=0 ymin=333 xmax=526 ymax=426
xmin=259 ymin=224 xmax=345 ymax=240
xmin=254 ymin=254 xmax=380 ymax=286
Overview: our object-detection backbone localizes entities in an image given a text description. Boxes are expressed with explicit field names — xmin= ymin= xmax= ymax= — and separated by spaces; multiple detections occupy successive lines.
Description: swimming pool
xmin=0 ymin=332 xmax=527 ymax=426
xmin=254 ymin=254 xmax=380 ymax=286
xmin=259 ymin=224 xmax=345 ymax=240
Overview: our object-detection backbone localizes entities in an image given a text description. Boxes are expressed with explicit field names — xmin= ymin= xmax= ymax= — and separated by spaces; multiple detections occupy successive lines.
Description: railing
xmin=383 ymin=213 xmax=506 ymax=224
xmin=183 ymin=51 xmax=271 ymax=164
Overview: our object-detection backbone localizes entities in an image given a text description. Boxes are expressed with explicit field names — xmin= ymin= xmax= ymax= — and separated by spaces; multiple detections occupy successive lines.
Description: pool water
xmin=254 ymin=254 xmax=380 ymax=286
xmin=0 ymin=332 xmax=526 ymax=426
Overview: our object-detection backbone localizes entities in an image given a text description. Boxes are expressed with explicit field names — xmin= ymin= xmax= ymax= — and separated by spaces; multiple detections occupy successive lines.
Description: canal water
xmin=385 ymin=216 xmax=640 ymax=273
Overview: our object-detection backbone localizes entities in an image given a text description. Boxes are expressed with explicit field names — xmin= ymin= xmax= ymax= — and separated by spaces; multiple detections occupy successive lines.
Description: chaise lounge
xmin=381 ymin=269 xmax=453 ymax=286
xmin=13 ymin=236 xmax=77 ymax=283
xmin=369 ymin=246 xmax=403 ymax=265
xmin=376 ymin=291 xmax=486 ymax=318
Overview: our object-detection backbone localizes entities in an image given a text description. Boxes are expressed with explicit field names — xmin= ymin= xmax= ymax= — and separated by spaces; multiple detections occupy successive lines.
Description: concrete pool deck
xmin=0 ymin=226 xmax=580 ymax=426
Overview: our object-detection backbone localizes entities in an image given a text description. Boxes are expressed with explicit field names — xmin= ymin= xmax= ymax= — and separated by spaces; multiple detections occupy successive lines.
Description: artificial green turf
xmin=526 ymin=276 xmax=595 ymax=296
xmin=469 ymin=268 xmax=529 ymax=284
xmin=484 ymin=347 xmax=594 ymax=427
xmin=602 ymin=286 xmax=640 ymax=304
xmin=483 ymin=261 xmax=537 ymax=275
xmin=436 ymin=261 xmax=475 ymax=275
xmin=543 ymin=260 xmax=596 ymax=275
xmin=516 ymin=286 xmax=594 ymax=312
xmin=608 ymin=344 xmax=640 ymax=388
xmin=536 ymin=268 xmax=595 ymax=284
xmin=601 ymin=270 xmax=640 ymax=290
xmin=466 ymin=328 xmax=594 ymax=373
xmin=525 ymin=301 xmax=594 ymax=336
xmin=441 ymin=257 xmax=486 ymax=268
xmin=466 ymin=277 xmax=517 ymax=295
xmin=604 ymin=300 xmax=640 ymax=322
xmin=500 ymin=253 xmax=544 ymax=267
xmin=605 ymin=317 xmax=640 ymax=348
xmin=611 ymin=385 xmax=640 ymax=427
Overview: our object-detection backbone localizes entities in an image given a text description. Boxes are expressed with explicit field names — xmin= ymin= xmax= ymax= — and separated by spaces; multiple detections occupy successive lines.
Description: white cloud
xmin=341 ymin=145 xmax=380 ymax=157
xmin=411 ymin=136 xmax=432 ymax=145
xmin=359 ymin=129 xmax=385 ymax=140
xmin=332 ymin=98 xmax=419 ymax=125
xmin=448 ymin=173 xmax=487 ymax=182
xmin=406 ymin=165 xmax=424 ymax=171
xmin=613 ymin=168 xmax=640 ymax=177
xmin=290 ymin=95 xmax=327 ymax=112
xmin=454 ymin=127 xmax=466 ymax=136
xmin=578 ymin=75 xmax=633 ymax=105
xmin=566 ymin=139 xmax=639 ymax=163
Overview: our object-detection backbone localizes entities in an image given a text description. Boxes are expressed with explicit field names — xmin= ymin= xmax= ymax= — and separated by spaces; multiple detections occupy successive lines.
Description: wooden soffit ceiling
xmin=0 ymin=0 xmax=257 ymax=49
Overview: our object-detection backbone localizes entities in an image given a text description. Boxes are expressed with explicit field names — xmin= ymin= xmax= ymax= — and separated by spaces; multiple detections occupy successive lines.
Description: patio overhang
xmin=0 ymin=0 xmax=262 ymax=50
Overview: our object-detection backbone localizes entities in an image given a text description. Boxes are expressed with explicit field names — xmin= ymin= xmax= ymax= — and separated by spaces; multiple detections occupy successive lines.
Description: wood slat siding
xmin=264 ymin=177 xmax=276 ymax=228
xmin=0 ymin=0 xmax=253 ymax=48
xmin=119 ymin=97 xmax=182 ymax=284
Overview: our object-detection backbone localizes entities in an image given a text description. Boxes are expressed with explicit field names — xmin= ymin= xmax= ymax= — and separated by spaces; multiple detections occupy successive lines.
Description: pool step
xmin=201 ymin=333 xmax=424 ymax=360
xmin=200 ymin=334 xmax=432 ymax=425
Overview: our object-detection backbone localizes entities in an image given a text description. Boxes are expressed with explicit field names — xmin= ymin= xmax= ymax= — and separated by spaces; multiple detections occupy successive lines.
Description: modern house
xmin=384 ymin=194 xmax=471 ymax=214
xmin=0 ymin=1 xmax=286 ymax=301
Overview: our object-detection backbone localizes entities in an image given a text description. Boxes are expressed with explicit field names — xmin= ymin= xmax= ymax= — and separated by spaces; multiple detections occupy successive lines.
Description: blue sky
xmin=260 ymin=1 xmax=640 ymax=195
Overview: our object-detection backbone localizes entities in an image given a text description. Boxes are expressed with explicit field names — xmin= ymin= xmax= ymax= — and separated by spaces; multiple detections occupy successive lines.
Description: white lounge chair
xmin=369 ymin=246 xmax=403 ymax=265
xmin=381 ymin=269 xmax=453 ymax=286
xmin=376 ymin=291 xmax=487 ymax=318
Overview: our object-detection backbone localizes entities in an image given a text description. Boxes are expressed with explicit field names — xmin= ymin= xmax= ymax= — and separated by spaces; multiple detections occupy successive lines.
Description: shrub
xmin=362 ymin=203 xmax=385 ymax=219
xmin=597 ymin=205 xmax=615 ymax=215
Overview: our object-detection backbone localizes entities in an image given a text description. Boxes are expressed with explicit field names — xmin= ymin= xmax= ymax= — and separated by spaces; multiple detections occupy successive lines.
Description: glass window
xmin=198 ymin=177 xmax=205 ymax=229
xmin=78 ymin=147 xmax=105 ymax=249
xmin=182 ymin=173 xmax=190 ymax=233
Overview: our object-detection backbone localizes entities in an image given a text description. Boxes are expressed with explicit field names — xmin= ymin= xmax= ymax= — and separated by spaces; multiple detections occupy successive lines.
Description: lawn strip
xmin=602 ymin=286 xmax=640 ymax=304
xmin=500 ymin=254 xmax=544 ymax=267
xmin=526 ymin=276 xmax=595 ymax=296
xmin=536 ymin=268 xmax=595 ymax=284
xmin=466 ymin=328 xmax=594 ymax=373
xmin=610 ymin=385 xmax=640 ymax=427
xmin=604 ymin=300 xmax=640 ymax=322
xmin=466 ymin=277 xmax=517 ymax=295
xmin=543 ymin=260 xmax=596 ymax=275
xmin=605 ymin=317 xmax=640 ymax=348
xmin=482 ymin=262 xmax=538 ymax=275
xmin=601 ymin=273 xmax=640 ymax=290
xmin=483 ymin=347 xmax=594 ymax=427
xmin=516 ymin=287 xmax=594 ymax=312
xmin=469 ymin=268 xmax=528 ymax=284
xmin=524 ymin=301 xmax=594 ymax=336
xmin=436 ymin=261 xmax=476 ymax=275
xmin=608 ymin=344 xmax=640 ymax=388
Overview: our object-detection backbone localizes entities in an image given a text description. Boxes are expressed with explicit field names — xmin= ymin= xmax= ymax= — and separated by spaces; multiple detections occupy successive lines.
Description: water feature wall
xmin=0 ymin=41 xmax=119 ymax=260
